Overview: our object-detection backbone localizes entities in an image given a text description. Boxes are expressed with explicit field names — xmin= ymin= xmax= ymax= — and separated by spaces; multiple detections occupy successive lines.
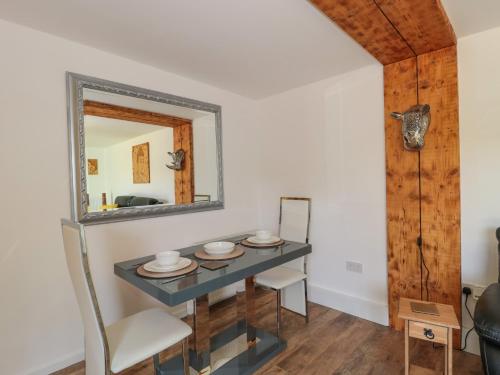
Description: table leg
xmin=445 ymin=340 xmax=448 ymax=375
xmin=237 ymin=277 xmax=257 ymax=347
xmin=447 ymin=328 xmax=453 ymax=375
xmin=245 ymin=277 xmax=257 ymax=347
xmin=193 ymin=294 xmax=211 ymax=374
xmin=276 ymin=289 xmax=282 ymax=338
xmin=405 ymin=320 xmax=409 ymax=375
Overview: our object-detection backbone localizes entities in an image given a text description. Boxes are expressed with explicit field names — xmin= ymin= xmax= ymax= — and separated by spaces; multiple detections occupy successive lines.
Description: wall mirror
xmin=66 ymin=72 xmax=223 ymax=224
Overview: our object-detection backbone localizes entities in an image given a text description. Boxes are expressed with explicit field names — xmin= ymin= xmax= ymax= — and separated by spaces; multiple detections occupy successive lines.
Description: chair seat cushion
xmin=256 ymin=266 xmax=306 ymax=290
xmin=106 ymin=308 xmax=192 ymax=373
xmin=474 ymin=283 xmax=500 ymax=346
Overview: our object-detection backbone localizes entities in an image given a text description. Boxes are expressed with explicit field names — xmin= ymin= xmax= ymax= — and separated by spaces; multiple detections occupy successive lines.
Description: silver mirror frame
xmin=66 ymin=72 xmax=224 ymax=224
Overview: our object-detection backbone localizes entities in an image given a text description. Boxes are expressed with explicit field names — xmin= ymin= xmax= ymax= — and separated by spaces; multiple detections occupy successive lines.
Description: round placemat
xmin=241 ymin=239 xmax=285 ymax=248
xmin=137 ymin=260 xmax=198 ymax=279
xmin=194 ymin=246 xmax=245 ymax=260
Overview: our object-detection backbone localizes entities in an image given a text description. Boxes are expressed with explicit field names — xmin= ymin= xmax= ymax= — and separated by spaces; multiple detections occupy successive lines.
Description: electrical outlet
xmin=463 ymin=283 xmax=486 ymax=301
xmin=346 ymin=261 xmax=363 ymax=274
xmin=472 ymin=286 xmax=485 ymax=300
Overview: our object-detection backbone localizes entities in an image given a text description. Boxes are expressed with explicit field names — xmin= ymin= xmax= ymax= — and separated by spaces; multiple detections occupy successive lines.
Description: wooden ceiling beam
xmin=374 ymin=0 xmax=456 ymax=55
xmin=310 ymin=0 xmax=414 ymax=65
xmin=83 ymin=100 xmax=192 ymax=128
xmin=309 ymin=0 xmax=456 ymax=65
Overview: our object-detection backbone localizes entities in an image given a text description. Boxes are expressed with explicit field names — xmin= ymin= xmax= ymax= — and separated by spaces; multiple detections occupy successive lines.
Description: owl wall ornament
xmin=391 ymin=104 xmax=431 ymax=151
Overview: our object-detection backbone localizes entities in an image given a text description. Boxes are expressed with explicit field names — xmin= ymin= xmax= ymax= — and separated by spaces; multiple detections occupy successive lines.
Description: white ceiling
xmin=0 ymin=0 xmax=376 ymax=99
xmin=85 ymin=116 xmax=168 ymax=148
xmin=442 ymin=0 xmax=500 ymax=37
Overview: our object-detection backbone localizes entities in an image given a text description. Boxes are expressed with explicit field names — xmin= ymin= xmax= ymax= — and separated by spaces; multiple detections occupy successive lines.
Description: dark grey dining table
xmin=114 ymin=235 xmax=312 ymax=375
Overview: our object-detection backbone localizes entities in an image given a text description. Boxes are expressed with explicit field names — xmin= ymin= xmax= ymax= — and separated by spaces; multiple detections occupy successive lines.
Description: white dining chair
xmin=255 ymin=197 xmax=311 ymax=338
xmin=61 ymin=219 xmax=192 ymax=375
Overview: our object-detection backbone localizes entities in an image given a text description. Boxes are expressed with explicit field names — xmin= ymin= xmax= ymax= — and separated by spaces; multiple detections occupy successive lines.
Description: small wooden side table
xmin=398 ymin=298 xmax=460 ymax=375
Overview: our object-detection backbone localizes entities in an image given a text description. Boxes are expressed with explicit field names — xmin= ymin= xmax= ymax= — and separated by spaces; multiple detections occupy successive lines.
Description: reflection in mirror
xmin=66 ymin=73 xmax=223 ymax=223
xmin=83 ymin=89 xmax=217 ymax=213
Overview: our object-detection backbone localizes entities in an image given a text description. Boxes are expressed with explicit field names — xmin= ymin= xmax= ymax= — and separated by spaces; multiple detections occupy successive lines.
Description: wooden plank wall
xmin=310 ymin=0 xmax=461 ymax=346
xmin=418 ymin=46 xmax=461 ymax=345
xmin=384 ymin=58 xmax=421 ymax=331
xmin=173 ymin=123 xmax=194 ymax=204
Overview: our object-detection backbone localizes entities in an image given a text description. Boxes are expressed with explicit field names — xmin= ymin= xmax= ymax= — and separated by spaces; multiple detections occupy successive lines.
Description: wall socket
xmin=463 ymin=283 xmax=486 ymax=300
xmin=346 ymin=261 xmax=363 ymax=274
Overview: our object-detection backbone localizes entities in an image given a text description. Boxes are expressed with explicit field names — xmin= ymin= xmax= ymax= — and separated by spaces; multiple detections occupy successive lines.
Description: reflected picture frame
xmin=66 ymin=72 xmax=224 ymax=224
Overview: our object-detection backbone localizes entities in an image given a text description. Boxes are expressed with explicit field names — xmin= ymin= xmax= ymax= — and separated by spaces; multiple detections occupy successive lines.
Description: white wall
xmin=256 ymin=64 xmax=388 ymax=325
xmin=457 ymin=25 xmax=500 ymax=354
xmin=0 ymin=19 xmax=261 ymax=375
xmin=459 ymin=26 xmax=500 ymax=287
xmin=106 ymin=127 xmax=175 ymax=204
xmin=85 ymin=147 xmax=110 ymax=211
xmin=4 ymin=12 xmax=498 ymax=375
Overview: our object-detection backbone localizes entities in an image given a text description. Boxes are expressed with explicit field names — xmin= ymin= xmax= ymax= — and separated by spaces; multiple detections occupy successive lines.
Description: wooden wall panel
xmin=309 ymin=0 xmax=414 ymax=64
xmin=374 ymin=0 xmax=456 ymax=55
xmin=173 ymin=123 xmax=194 ymax=204
xmin=417 ymin=46 xmax=461 ymax=347
xmin=83 ymin=100 xmax=191 ymax=128
xmin=311 ymin=0 xmax=461 ymax=341
xmin=384 ymin=58 xmax=421 ymax=330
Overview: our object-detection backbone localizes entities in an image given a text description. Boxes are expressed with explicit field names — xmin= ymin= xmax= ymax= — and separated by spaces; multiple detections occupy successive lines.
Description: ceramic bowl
xmin=156 ymin=250 xmax=180 ymax=266
xmin=255 ymin=230 xmax=272 ymax=240
xmin=203 ymin=241 xmax=235 ymax=255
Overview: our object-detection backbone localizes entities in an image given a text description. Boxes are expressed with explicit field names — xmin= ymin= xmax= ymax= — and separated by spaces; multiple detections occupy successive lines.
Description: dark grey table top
xmin=114 ymin=235 xmax=312 ymax=306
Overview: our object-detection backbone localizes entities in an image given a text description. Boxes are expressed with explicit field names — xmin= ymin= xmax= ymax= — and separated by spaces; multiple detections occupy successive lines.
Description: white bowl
xmin=156 ymin=250 xmax=180 ymax=266
xmin=256 ymin=230 xmax=272 ymax=240
xmin=203 ymin=241 xmax=235 ymax=255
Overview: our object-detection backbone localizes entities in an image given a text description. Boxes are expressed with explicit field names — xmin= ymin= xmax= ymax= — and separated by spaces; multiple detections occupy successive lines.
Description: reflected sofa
xmin=114 ymin=195 xmax=160 ymax=207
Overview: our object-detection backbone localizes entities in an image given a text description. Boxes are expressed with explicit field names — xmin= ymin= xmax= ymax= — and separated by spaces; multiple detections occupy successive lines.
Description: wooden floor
xmin=55 ymin=288 xmax=482 ymax=375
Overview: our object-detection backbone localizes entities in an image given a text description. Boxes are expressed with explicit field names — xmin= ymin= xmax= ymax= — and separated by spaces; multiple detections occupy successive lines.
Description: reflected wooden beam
xmin=173 ymin=123 xmax=194 ymax=204
xmin=84 ymin=99 xmax=195 ymax=205
xmin=83 ymin=100 xmax=192 ymax=128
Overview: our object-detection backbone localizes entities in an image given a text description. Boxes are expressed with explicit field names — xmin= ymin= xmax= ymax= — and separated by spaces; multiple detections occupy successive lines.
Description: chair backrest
xmin=497 ymin=227 xmax=500 ymax=283
xmin=61 ymin=219 xmax=110 ymax=375
xmin=279 ymin=197 xmax=311 ymax=272
xmin=279 ymin=197 xmax=311 ymax=244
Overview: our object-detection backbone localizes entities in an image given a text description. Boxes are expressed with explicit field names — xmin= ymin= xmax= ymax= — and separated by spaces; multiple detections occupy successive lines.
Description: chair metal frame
xmin=273 ymin=197 xmax=311 ymax=337
xmin=61 ymin=219 xmax=189 ymax=375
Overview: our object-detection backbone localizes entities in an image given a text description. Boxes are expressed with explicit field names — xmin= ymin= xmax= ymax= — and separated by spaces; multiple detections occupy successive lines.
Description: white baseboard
xmin=308 ymin=282 xmax=389 ymax=326
xmin=26 ymin=349 xmax=84 ymax=375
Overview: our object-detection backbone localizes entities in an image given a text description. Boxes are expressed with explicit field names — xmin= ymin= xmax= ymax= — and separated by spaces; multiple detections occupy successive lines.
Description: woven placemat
xmin=194 ymin=246 xmax=245 ymax=260
xmin=137 ymin=260 xmax=198 ymax=279
xmin=241 ymin=239 xmax=285 ymax=248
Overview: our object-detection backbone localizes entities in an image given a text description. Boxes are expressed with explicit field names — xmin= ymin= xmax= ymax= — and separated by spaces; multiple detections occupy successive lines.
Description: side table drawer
xmin=409 ymin=321 xmax=448 ymax=345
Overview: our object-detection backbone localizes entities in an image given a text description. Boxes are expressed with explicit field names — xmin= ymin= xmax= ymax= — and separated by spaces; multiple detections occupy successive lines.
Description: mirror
xmin=66 ymin=73 xmax=223 ymax=224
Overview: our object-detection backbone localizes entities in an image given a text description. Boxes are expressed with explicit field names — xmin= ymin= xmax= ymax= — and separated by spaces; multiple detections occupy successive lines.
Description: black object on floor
xmin=473 ymin=227 xmax=500 ymax=374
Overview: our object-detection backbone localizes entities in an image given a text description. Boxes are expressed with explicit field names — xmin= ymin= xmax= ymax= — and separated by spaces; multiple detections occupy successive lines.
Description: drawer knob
xmin=424 ymin=328 xmax=435 ymax=340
